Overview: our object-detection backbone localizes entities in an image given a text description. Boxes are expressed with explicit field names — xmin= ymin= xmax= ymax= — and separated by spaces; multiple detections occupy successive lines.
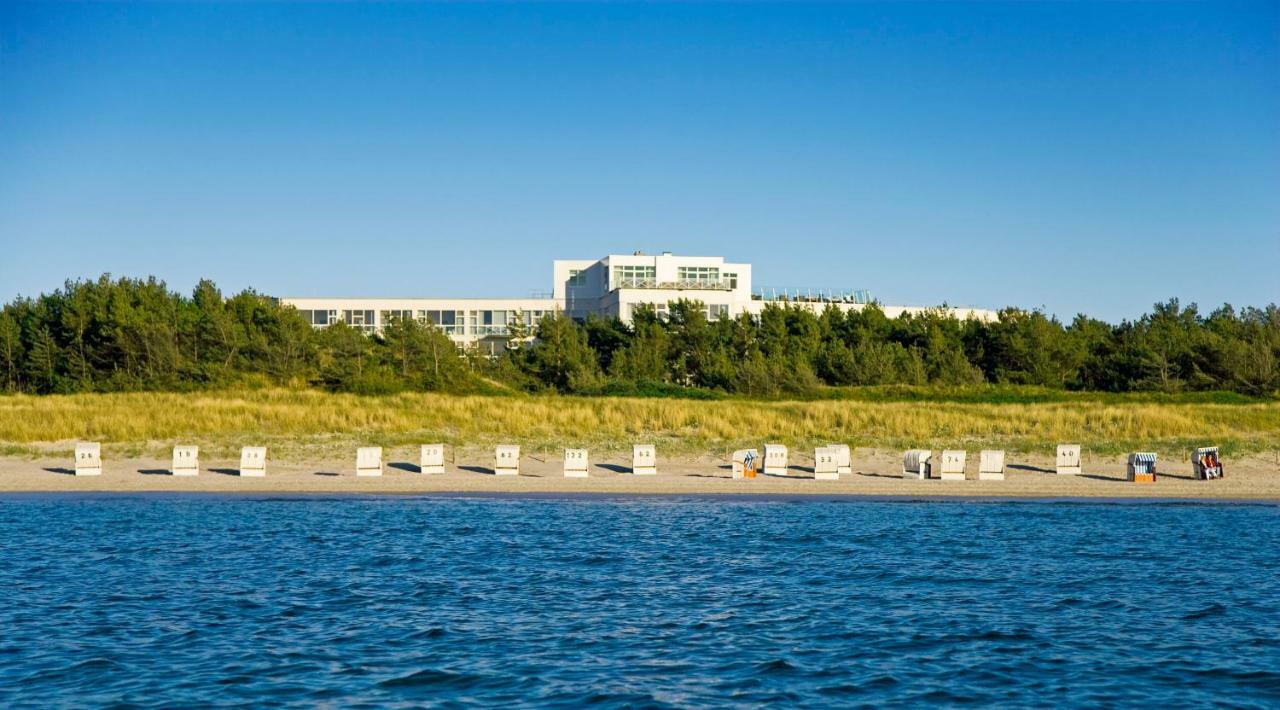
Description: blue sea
xmin=1 ymin=494 xmax=1278 ymax=707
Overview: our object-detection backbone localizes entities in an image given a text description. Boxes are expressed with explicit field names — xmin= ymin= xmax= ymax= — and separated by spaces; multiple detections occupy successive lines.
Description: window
xmin=709 ymin=304 xmax=729 ymax=320
xmin=420 ymin=310 xmax=462 ymax=334
xmin=475 ymin=310 xmax=510 ymax=336
xmin=299 ymin=310 xmax=334 ymax=326
xmin=612 ymin=265 xmax=656 ymax=288
xmin=568 ymin=269 xmax=587 ymax=287
xmin=341 ymin=310 xmax=376 ymax=334
xmin=342 ymin=310 xmax=374 ymax=326
xmin=380 ymin=309 xmax=413 ymax=323
xmin=677 ymin=266 xmax=721 ymax=286
xmin=725 ymin=273 xmax=738 ymax=289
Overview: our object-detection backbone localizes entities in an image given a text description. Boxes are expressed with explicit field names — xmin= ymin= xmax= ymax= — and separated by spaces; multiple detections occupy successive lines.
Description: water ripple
xmin=0 ymin=494 xmax=1278 ymax=706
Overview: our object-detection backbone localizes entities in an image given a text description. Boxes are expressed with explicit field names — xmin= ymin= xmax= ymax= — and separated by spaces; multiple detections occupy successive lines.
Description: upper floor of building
xmin=281 ymin=251 xmax=995 ymax=346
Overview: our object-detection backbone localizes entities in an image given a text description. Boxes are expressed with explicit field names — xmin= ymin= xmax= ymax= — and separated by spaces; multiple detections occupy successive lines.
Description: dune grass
xmin=0 ymin=387 xmax=1276 ymax=461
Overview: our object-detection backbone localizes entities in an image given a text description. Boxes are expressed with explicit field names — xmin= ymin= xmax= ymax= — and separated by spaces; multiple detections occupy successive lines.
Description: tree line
xmin=1 ymin=275 xmax=1277 ymax=397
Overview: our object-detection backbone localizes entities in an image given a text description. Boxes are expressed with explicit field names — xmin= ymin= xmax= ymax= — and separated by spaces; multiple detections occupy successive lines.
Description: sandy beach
xmin=2 ymin=449 xmax=1277 ymax=500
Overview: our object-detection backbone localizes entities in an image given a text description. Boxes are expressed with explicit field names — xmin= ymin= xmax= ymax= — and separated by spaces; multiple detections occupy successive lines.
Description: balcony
xmin=752 ymin=287 xmax=873 ymax=305
xmin=613 ymin=278 xmax=735 ymax=292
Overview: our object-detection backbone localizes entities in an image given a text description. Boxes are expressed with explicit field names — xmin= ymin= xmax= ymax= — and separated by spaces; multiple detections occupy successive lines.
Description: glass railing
xmin=613 ymin=278 xmax=734 ymax=291
xmin=752 ymin=287 xmax=873 ymax=304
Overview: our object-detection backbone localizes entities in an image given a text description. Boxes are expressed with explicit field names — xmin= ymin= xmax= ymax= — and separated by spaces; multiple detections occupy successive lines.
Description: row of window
xmin=644 ymin=303 xmax=730 ymax=320
xmin=677 ymin=266 xmax=719 ymax=283
xmin=297 ymin=302 xmax=734 ymax=334
xmin=294 ymin=309 xmax=549 ymax=336
xmin=612 ymin=265 xmax=656 ymax=287
xmin=607 ymin=265 xmax=739 ymax=290
xmin=300 ymin=310 xmax=379 ymax=333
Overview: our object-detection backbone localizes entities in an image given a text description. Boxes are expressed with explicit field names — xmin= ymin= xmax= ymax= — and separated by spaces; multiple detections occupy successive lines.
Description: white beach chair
xmin=171 ymin=445 xmax=199 ymax=477
xmin=940 ymin=450 xmax=967 ymax=481
xmin=74 ymin=442 xmax=102 ymax=477
xmin=1056 ymin=444 xmax=1082 ymax=475
xmin=420 ymin=444 xmax=446 ymax=474
xmin=239 ymin=446 xmax=267 ymax=477
xmin=978 ymin=450 xmax=1005 ymax=481
xmin=763 ymin=444 xmax=789 ymax=475
xmin=356 ymin=446 xmax=383 ymax=477
xmin=494 ymin=445 xmax=520 ymax=476
xmin=632 ymin=444 xmax=657 ymax=475
xmin=563 ymin=448 xmax=589 ymax=478
xmin=813 ymin=446 xmax=840 ymax=480
xmin=902 ymin=449 xmax=932 ymax=479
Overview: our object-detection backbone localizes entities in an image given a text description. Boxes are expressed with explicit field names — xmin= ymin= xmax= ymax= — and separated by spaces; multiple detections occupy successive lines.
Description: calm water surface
xmin=1 ymin=494 xmax=1278 ymax=707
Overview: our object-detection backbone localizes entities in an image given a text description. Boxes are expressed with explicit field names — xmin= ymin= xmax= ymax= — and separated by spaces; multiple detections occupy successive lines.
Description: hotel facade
xmin=282 ymin=252 xmax=996 ymax=353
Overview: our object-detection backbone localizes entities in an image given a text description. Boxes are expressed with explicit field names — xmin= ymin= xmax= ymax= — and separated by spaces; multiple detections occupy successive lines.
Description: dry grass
xmin=2 ymin=388 xmax=1277 ymax=461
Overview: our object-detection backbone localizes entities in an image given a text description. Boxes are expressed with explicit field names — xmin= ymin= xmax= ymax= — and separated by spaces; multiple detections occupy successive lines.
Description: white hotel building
xmin=282 ymin=252 xmax=995 ymax=353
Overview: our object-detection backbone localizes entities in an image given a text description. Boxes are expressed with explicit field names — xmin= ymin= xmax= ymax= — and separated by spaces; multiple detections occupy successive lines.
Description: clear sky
xmin=1 ymin=2 xmax=1276 ymax=322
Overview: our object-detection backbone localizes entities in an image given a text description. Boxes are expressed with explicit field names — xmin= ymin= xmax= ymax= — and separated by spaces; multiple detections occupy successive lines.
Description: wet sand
xmin=2 ymin=449 xmax=1277 ymax=501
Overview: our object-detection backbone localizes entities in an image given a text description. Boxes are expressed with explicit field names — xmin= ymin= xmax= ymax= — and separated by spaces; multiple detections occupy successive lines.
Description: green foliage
xmin=1 ymin=278 xmax=1277 ymax=399
xmin=510 ymin=313 xmax=603 ymax=393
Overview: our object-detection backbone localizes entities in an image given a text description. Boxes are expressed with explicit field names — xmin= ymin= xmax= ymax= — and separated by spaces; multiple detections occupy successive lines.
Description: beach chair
xmin=74 ymin=442 xmax=102 ymax=477
xmin=1056 ymin=444 xmax=1082 ymax=475
xmin=940 ymin=450 xmax=967 ymax=481
xmin=563 ymin=448 xmax=589 ymax=478
xmin=632 ymin=444 xmax=657 ymax=475
xmin=171 ymin=445 xmax=199 ymax=476
xmin=813 ymin=446 xmax=840 ymax=480
xmin=732 ymin=449 xmax=760 ymax=479
xmin=356 ymin=447 xmax=383 ymax=477
xmin=902 ymin=449 xmax=932 ymax=479
xmin=1127 ymin=452 xmax=1157 ymax=483
xmin=1192 ymin=447 xmax=1224 ymax=480
xmin=978 ymin=450 xmax=1005 ymax=481
xmin=494 ymin=445 xmax=520 ymax=476
xmin=826 ymin=444 xmax=852 ymax=475
xmin=420 ymin=444 xmax=446 ymax=474
xmin=763 ymin=444 xmax=789 ymax=475
xmin=239 ymin=446 xmax=267 ymax=477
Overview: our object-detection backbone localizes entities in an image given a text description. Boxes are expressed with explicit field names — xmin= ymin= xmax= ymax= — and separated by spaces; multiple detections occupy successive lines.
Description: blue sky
xmin=1 ymin=2 xmax=1276 ymax=322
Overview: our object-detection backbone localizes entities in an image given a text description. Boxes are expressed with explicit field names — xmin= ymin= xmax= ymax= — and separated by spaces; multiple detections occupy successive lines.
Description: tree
xmin=315 ymin=322 xmax=368 ymax=391
xmin=609 ymin=305 xmax=670 ymax=382
xmin=0 ymin=272 xmax=1276 ymax=397
xmin=0 ymin=311 xmax=23 ymax=391
xmin=522 ymin=313 xmax=601 ymax=393
xmin=25 ymin=326 xmax=60 ymax=392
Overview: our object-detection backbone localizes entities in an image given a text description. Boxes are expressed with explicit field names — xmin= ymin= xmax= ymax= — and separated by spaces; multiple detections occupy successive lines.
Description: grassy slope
xmin=1 ymin=387 xmax=1276 ymax=460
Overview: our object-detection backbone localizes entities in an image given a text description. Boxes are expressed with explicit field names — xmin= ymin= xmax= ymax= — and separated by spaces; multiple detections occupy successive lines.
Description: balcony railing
xmin=753 ymin=287 xmax=873 ymax=305
xmin=613 ymin=278 xmax=734 ymax=292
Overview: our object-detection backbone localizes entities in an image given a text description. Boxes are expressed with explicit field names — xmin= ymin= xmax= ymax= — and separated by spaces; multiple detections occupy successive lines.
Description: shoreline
xmin=3 ymin=450 xmax=1276 ymax=501
xmin=2 ymin=489 xmax=1277 ymax=505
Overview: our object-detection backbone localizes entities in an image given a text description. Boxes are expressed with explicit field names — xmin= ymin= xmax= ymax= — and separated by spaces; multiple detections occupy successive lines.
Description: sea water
xmin=1 ymin=494 xmax=1278 ymax=707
